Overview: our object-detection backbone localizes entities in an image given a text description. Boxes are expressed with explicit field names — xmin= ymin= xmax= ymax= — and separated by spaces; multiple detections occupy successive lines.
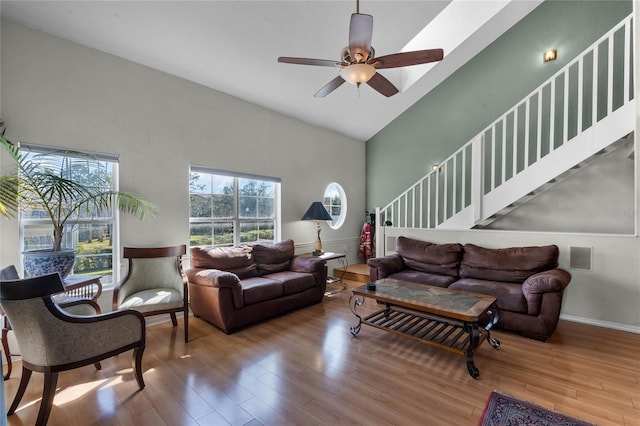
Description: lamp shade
xmin=339 ymin=63 xmax=376 ymax=85
xmin=302 ymin=202 xmax=332 ymax=221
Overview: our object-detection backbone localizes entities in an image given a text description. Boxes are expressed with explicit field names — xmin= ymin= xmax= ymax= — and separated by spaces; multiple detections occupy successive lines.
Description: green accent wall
xmin=366 ymin=0 xmax=632 ymax=211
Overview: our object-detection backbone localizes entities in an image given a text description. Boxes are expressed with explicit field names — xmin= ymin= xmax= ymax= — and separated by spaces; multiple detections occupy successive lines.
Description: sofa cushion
xmin=396 ymin=236 xmax=463 ymax=277
xmin=266 ymin=271 xmax=316 ymax=295
xmin=388 ymin=270 xmax=457 ymax=288
xmin=459 ymin=244 xmax=559 ymax=283
xmin=252 ymin=240 xmax=295 ymax=274
xmin=191 ymin=246 xmax=257 ymax=279
xmin=449 ymin=278 xmax=527 ymax=313
xmin=241 ymin=276 xmax=284 ymax=305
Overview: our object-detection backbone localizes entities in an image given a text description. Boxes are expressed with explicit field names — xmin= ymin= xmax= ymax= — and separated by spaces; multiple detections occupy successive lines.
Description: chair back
xmin=0 ymin=273 xmax=66 ymax=366
xmin=0 ymin=272 xmax=64 ymax=300
xmin=0 ymin=265 xmax=20 ymax=280
xmin=118 ymin=245 xmax=186 ymax=303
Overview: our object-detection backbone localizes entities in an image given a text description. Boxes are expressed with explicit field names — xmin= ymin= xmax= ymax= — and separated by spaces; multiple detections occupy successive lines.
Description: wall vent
xmin=569 ymin=246 xmax=592 ymax=270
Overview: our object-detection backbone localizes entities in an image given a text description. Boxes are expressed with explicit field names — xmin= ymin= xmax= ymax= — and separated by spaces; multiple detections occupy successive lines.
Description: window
xmin=19 ymin=146 xmax=119 ymax=285
xmin=323 ymin=182 xmax=346 ymax=229
xmin=189 ymin=168 xmax=281 ymax=247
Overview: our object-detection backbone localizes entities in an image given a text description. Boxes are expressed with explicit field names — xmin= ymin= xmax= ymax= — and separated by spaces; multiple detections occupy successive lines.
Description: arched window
xmin=323 ymin=182 xmax=346 ymax=229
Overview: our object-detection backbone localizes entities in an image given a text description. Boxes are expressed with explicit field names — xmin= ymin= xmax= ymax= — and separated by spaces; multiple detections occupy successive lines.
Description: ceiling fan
xmin=278 ymin=0 xmax=444 ymax=98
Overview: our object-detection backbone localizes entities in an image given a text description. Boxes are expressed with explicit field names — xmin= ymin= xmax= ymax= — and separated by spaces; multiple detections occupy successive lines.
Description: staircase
xmin=376 ymin=14 xmax=634 ymax=238
xmin=475 ymin=132 xmax=634 ymax=227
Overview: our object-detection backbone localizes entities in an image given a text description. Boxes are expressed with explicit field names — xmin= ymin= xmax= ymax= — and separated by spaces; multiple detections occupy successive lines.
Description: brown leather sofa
xmin=186 ymin=240 xmax=327 ymax=334
xmin=367 ymin=236 xmax=572 ymax=341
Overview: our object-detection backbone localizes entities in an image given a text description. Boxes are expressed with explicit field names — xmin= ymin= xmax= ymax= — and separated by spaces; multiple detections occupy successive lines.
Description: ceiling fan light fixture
xmin=339 ymin=63 xmax=376 ymax=85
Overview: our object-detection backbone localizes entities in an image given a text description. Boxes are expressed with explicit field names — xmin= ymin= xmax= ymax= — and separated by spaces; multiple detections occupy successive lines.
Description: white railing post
xmin=524 ymin=98 xmax=530 ymax=167
xmin=512 ymin=109 xmax=518 ymax=176
xmin=577 ymin=57 xmax=584 ymax=134
xmin=624 ymin=18 xmax=630 ymax=102
xmin=592 ymin=46 xmax=598 ymax=126
xmin=536 ymin=90 xmax=543 ymax=161
xmin=490 ymin=127 xmax=496 ymax=190
xmin=461 ymin=148 xmax=467 ymax=209
xmin=435 ymin=166 xmax=440 ymax=225
xmin=563 ymin=69 xmax=570 ymax=144
xmin=607 ymin=34 xmax=614 ymax=116
xmin=471 ymin=135 xmax=484 ymax=224
xmin=426 ymin=175 xmax=432 ymax=228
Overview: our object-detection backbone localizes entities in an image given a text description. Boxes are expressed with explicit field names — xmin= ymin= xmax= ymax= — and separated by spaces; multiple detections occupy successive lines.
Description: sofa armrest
xmin=290 ymin=256 xmax=326 ymax=273
xmin=522 ymin=269 xmax=572 ymax=315
xmin=186 ymin=268 xmax=241 ymax=289
xmin=186 ymin=268 xmax=243 ymax=309
xmin=367 ymin=254 xmax=404 ymax=281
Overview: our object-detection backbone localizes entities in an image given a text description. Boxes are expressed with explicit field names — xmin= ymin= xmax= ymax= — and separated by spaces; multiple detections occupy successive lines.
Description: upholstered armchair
xmin=0 ymin=272 xmax=146 ymax=426
xmin=0 ymin=265 xmax=103 ymax=380
xmin=0 ymin=265 xmax=20 ymax=379
xmin=113 ymin=245 xmax=189 ymax=342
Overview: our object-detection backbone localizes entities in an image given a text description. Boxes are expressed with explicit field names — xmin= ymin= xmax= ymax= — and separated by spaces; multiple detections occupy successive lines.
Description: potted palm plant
xmin=0 ymin=119 xmax=158 ymax=277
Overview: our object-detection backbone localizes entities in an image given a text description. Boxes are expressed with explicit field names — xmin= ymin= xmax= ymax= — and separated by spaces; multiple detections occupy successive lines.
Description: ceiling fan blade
xmin=348 ymin=13 xmax=373 ymax=60
xmin=366 ymin=72 xmax=399 ymax=97
xmin=372 ymin=49 xmax=444 ymax=69
xmin=278 ymin=57 xmax=342 ymax=67
xmin=314 ymin=76 xmax=346 ymax=98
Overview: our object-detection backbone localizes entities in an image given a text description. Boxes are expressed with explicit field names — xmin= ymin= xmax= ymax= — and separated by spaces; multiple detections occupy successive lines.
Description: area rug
xmin=478 ymin=390 xmax=597 ymax=426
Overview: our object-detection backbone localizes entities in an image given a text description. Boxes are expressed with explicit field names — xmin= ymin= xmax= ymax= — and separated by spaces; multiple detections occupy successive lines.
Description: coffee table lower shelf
xmin=349 ymin=300 xmax=500 ymax=378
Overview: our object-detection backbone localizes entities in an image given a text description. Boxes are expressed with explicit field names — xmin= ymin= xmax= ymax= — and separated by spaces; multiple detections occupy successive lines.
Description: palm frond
xmin=1 ymin=124 xmax=159 ymax=250
xmin=0 ymin=175 xmax=19 ymax=219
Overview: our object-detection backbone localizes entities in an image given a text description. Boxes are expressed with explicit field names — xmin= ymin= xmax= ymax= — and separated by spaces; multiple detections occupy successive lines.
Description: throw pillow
xmin=252 ymin=239 xmax=295 ymax=274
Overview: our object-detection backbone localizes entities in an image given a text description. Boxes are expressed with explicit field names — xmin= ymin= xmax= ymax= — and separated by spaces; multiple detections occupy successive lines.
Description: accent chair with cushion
xmin=0 ymin=265 xmax=103 ymax=380
xmin=0 ymin=272 xmax=146 ymax=426
xmin=113 ymin=244 xmax=190 ymax=342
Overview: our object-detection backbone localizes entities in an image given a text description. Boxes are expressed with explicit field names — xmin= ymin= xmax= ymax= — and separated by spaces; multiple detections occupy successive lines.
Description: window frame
xmin=189 ymin=167 xmax=282 ymax=248
xmin=323 ymin=182 xmax=347 ymax=229
xmin=18 ymin=144 xmax=121 ymax=286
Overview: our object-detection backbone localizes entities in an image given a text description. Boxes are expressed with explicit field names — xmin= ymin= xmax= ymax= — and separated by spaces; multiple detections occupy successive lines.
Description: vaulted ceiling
xmin=1 ymin=1 xmax=542 ymax=141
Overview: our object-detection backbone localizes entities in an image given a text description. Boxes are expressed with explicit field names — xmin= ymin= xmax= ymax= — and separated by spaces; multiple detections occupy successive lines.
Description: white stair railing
xmin=377 ymin=13 xmax=634 ymax=237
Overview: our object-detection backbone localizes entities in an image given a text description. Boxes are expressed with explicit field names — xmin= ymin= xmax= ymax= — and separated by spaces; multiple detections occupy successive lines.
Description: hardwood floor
xmin=4 ymin=281 xmax=640 ymax=425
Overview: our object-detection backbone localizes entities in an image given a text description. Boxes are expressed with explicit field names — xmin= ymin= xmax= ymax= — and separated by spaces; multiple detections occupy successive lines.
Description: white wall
xmin=0 ymin=20 xmax=366 ymax=273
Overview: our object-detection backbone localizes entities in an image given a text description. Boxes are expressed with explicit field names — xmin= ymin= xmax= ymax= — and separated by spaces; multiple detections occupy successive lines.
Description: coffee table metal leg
xmin=337 ymin=257 xmax=348 ymax=289
xmin=349 ymin=295 xmax=364 ymax=336
xmin=465 ymin=351 xmax=480 ymax=378
xmin=465 ymin=322 xmax=482 ymax=378
xmin=485 ymin=307 xmax=501 ymax=349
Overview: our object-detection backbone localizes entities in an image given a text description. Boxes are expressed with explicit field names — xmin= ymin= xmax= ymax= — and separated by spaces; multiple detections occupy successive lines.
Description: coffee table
xmin=349 ymin=278 xmax=500 ymax=378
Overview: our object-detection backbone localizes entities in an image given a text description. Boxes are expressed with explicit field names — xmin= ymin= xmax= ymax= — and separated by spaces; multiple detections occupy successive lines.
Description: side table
xmin=1 ymin=275 xmax=103 ymax=380
xmin=301 ymin=252 xmax=348 ymax=295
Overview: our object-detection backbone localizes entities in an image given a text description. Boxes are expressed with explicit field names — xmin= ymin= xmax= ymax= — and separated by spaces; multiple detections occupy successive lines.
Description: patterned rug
xmin=478 ymin=391 xmax=597 ymax=426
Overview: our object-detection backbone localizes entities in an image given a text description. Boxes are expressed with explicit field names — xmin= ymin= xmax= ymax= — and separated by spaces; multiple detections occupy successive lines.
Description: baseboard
xmin=560 ymin=313 xmax=640 ymax=334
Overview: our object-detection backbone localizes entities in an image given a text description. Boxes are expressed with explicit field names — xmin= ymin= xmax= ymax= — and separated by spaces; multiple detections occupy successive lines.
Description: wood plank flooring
xmin=3 ymin=281 xmax=640 ymax=425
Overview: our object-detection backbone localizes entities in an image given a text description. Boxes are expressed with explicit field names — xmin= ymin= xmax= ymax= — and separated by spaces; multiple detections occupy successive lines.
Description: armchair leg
xmin=37 ymin=370 xmax=58 ymax=426
xmin=184 ymin=307 xmax=189 ymax=343
xmin=94 ymin=362 xmax=102 ymax=370
xmin=8 ymin=366 xmax=32 ymax=415
xmin=2 ymin=325 xmax=12 ymax=380
xmin=132 ymin=347 xmax=145 ymax=389
xmin=170 ymin=312 xmax=178 ymax=327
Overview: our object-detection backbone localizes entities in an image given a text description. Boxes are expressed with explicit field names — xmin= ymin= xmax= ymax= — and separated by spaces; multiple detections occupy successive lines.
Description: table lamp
xmin=302 ymin=201 xmax=333 ymax=256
